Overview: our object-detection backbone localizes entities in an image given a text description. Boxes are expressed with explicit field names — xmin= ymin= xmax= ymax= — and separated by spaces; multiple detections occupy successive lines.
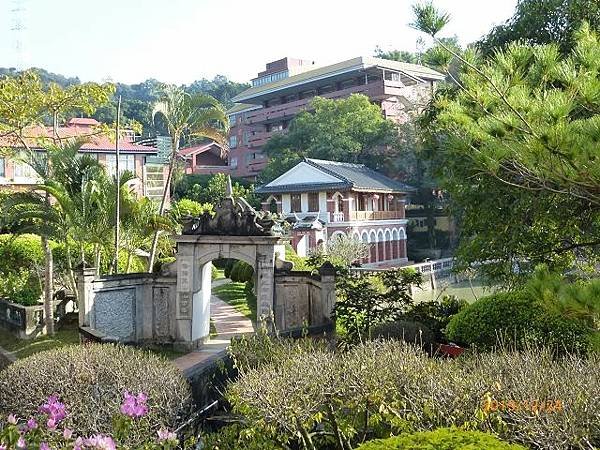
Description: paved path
xmin=173 ymin=279 xmax=254 ymax=373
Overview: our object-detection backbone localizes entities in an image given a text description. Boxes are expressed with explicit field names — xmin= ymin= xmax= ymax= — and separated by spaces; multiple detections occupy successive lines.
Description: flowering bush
xmin=0 ymin=393 xmax=179 ymax=450
xmin=0 ymin=344 xmax=192 ymax=446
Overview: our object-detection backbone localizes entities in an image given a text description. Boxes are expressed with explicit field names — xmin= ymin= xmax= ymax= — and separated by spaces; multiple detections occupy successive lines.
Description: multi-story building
xmin=227 ymin=56 xmax=444 ymax=179
xmin=0 ymin=118 xmax=167 ymax=200
xmin=256 ymin=158 xmax=414 ymax=267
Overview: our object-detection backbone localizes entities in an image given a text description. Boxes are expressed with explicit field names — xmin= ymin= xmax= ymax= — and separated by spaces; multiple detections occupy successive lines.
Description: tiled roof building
xmin=257 ymin=158 xmax=413 ymax=266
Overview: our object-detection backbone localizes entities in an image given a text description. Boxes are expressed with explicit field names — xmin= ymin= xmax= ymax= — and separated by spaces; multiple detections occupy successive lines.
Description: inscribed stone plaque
xmin=177 ymin=292 xmax=192 ymax=319
xmin=94 ymin=289 xmax=135 ymax=339
xmin=177 ymin=256 xmax=193 ymax=292
xmin=153 ymin=287 xmax=170 ymax=338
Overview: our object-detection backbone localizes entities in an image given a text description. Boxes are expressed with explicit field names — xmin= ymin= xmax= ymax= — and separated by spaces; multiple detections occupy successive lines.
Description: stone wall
xmin=273 ymin=265 xmax=335 ymax=331
xmin=0 ymin=298 xmax=72 ymax=339
xmin=77 ymin=270 xmax=180 ymax=345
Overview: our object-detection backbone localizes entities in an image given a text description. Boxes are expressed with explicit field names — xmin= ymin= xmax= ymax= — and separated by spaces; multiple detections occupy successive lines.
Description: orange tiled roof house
xmin=0 ymin=118 xmax=166 ymax=200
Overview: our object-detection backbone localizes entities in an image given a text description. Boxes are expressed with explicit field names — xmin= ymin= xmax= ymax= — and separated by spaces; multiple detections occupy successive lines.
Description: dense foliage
xmin=370 ymin=320 xmax=436 ymax=350
xmin=174 ymin=173 xmax=258 ymax=208
xmin=225 ymin=336 xmax=600 ymax=450
xmin=334 ymin=268 xmax=423 ymax=342
xmin=260 ymin=94 xmax=401 ymax=182
xmin=0 ymin=344 xmax=192 ymax=445
xmin=0 ymin=67 xmax=248 ymax=133
xmin=416 ymin=11 xmax=600 ymax=282
xmin=478 ymin=0 xmax=600 ymax=56
xmin=446 ymin=291 xmax=591 ymax=353
xmin=357 ymin=428 xmax=526 ymax=450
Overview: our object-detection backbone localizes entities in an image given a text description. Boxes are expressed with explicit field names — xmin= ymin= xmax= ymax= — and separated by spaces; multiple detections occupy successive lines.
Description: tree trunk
xmin=42 ymin=235 xmax=54 ymax=335
xmin=65 ymin=241 xmax=78 ymax=303
xmin=126 ymin=250 xmax=133 ymax=273
xmin=147 ymin=136 xmax=179 ymax=272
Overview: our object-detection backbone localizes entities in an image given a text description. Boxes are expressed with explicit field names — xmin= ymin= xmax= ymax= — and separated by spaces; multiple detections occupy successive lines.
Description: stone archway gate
xmin=174 ymin=234 xmax=280 ymax=346
xmin=77 ymin=179 xmax=335 ymax=350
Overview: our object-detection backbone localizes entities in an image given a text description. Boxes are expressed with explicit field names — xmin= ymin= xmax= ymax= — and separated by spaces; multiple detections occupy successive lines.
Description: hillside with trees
xmin=0 ymin=67 xmax=248 ymax=136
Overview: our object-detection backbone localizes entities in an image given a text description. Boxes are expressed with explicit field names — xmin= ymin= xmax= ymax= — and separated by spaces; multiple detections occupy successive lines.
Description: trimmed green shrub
xmin=0 ymin=234 xmax=45 ymax=305
xmin=230 ymin=260 xmax=254 ymax=283
xmin=445 ymin=291 xmax=590 ymax=353
xmin=0 ymin=269 xmax=41 ymax=305
xmin=0 ymin=344 xmax=192 ymax=446
xmin=370 ymin=320 xmax=436 ymax=349
xmin=0 ymin=234 xmax=44 ymax=269
xmin=357 ymin=428 xmax=526 ymax=449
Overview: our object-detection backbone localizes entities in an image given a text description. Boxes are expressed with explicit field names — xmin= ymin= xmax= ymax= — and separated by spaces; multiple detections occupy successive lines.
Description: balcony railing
xmin=244 ymin=81 xmax=385 ymax=125
xmin=349 ymin=210 xmax=405 ymax=221
xmin=332 ymin=212 xmax=345 ymax=222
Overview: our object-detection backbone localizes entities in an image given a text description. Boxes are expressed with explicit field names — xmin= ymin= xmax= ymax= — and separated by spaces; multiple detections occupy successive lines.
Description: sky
xmin=0 ymin=0 xmax=518 ymax=85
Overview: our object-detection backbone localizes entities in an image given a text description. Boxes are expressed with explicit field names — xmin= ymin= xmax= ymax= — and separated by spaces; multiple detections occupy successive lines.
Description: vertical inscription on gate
xmin=177 ymin=256 xmax=193 ymax=319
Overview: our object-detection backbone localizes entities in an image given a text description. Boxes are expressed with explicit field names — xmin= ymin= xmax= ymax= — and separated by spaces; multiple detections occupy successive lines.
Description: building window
xmin=14 ymin=161 xmax=35 ymax=178
xmin=308 ymin=192 xmax=319 ymax=211
xmin=230 ymin=157 xmax=238 ymax=168
xmin=0 ymin=157 xmax=4 ymax=177
xmin=243 ymin=131 xmax=250 ymax=145
xmin=358 ymin=194 xmax=366 ymax=211
xmin=291 ymin=194 xmax=302 ymax=213
xmin=318 ymin=84 xmax=335 ymax=94
xmin=106 ymin=154 xmax=135 ymax=177
xmin=251 ymin=70 xmax=289 ymax=87
xmin=229 ymin=135 xmax=238 ymax=149
xmin=228 ymin=114 xmax=237 ymax=126
xmin=385 ymin=71 xmax=401 ymax=82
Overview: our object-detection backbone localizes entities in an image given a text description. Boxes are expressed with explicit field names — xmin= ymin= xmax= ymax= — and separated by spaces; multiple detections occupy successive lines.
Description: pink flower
xmin=7 ymin=414 xmax=17 ymax=425
xmin=26 ymin=417 xmax=38 ymax=430
xmin=157 ymin=428 xmax=177 ymax=443
xmin=40 ymin=443 xmax=51 ymax=450
xmin=84 ymin=435 xmax=116 ymax=450
xmin=74 ymin=437 xmax=84 ymax=450
xmin=16 ymin=436 xmax=26 ymax=449
xmin=63 ymin=428 xmax=73 ymax=439
xmin=120 ymin=391 xmax=148 ymax=418
xmin=0 ymin=443 xmax=7 ymax=450
xmin=39 ymin=396 xmax=67 ymax=423
xmin=47 ymin=418 xmax=57 ymax=431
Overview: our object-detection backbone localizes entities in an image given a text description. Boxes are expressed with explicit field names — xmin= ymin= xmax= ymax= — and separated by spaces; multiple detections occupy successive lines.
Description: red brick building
xmin=256 ymin=158 xmax=413 ymax=267
xmin=178 ymin=142 xmax=228 ymax=175
xmin=227 ymin=56 xmax=444 ymax=179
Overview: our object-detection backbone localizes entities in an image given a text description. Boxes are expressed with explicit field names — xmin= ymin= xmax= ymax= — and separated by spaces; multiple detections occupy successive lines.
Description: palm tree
xmin=147 ymin=86 xmax=229 ymax=272
xmin=3 ymin=141 xmax=148 ymax=330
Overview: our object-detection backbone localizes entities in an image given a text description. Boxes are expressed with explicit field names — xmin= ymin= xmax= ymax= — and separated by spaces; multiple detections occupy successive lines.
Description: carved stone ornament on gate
xmin=182 ymin=176 xmax=283 ymax=237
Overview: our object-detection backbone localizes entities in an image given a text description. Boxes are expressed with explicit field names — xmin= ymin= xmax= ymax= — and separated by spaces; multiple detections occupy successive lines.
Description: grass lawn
xmin=213 ymin=268 xmax=225 ymax=280
xmin=0 ymin=325 xmax=189 ymax=362
xmin=0 ymin=326 xmax=80 ymax=360
xmin=213 ymin=281 xmax=256 ymax=321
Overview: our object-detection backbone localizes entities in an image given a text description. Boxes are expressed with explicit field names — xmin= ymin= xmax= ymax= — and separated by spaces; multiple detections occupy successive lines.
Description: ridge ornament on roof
xmin=182 ymin=176 xmax=283 ymax=236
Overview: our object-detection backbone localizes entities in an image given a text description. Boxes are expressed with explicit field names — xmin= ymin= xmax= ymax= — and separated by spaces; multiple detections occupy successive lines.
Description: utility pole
xmin=114 ymin=96 xmax=121 ymax=274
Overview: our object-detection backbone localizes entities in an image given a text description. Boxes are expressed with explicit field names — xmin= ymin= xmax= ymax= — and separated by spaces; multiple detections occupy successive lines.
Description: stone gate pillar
xmin=256 ymin=244 xmax=276 ymax=321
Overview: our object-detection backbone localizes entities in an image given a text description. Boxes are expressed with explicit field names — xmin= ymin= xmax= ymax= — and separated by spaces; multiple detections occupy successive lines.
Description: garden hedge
xmin=0 ymin=344 xmax=192 ymax=446
xmin=445 ymin=291 xmax=590 ymax=353
xmin=357 ymin=428 xmax=526 ymax=450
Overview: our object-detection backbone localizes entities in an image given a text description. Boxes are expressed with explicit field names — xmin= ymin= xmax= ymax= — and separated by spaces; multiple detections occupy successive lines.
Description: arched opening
xmin=269 ymin=198 xmax=278 ymax=214
xmin=369 ymin=229 xmax=378 ymax=263
xmin=205 ymin=257 xmax=257 ymax=340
